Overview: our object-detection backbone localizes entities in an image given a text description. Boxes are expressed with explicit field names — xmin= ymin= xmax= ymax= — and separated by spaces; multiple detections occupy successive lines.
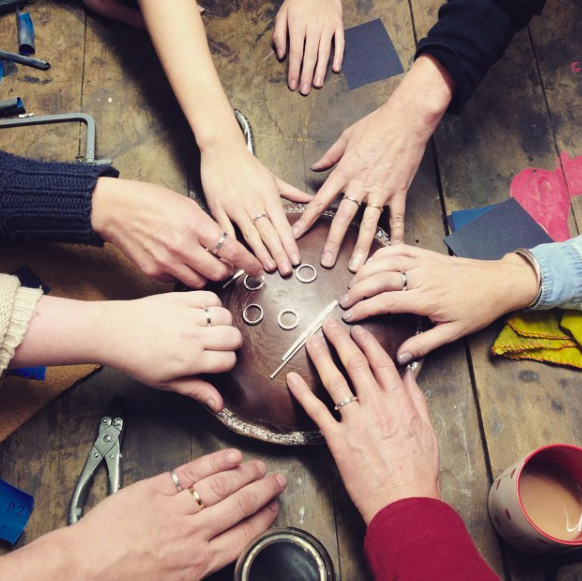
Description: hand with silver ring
xmin=53 ymin=449 xmax=286 ymax=581
xmin=286 ymin=320 xmax=440 ymax=525
xmin=200 ymin=142 xmax=312 ymax=276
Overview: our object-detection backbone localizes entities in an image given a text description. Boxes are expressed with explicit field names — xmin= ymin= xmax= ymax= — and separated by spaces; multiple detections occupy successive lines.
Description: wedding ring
xmin=243 ymin=303 xmax=264 ymax=326
xmin=295 ymin=263 xmax=317 ymax=284
xmin=204 ymin=307 xmax=212 ymax=327
xmin=278 ymin=309 xmax=299 ymax=330
xmin=252 ymin=213 xmax=269 ymax=224
xmin=334 ymin=395 xmax=358 ymax=411
xmin=244 ymin=274 xmax=265 ymax=291
xmin=366 ymin=202 xmax=384 ymax=214
xmin=342 ymin=195 xmax=361 ymax=207
xmin=401 ymin=272 xmax=408 ymax=291
xmin=170 ymin=469 xmax=183 ymax=493
xmin=189 ymin=485 xmax=205 ymax=510
xmin=210 ymin=232 xmax=227 ymax=256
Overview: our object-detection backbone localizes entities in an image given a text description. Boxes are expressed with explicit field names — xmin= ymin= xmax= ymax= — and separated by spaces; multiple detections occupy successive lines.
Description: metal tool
xmin=222 ymin=269 xmax=245 ymax=289
xmin=270 ymin=300 xmax=339 ymax=379
xmin=234 ymin=109 xmax=255 ymax=154
xmin=0 ymin=49 xmax=49 ymax=70
xmin=68 ymin=397 xmax=125 ymax=525
xmin=0 ymin=112 xmax=112 ymax=165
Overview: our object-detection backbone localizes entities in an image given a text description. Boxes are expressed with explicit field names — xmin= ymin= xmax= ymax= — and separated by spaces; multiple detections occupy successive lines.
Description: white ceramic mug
xmin=489 ymin=443 xmax=582 ymax=554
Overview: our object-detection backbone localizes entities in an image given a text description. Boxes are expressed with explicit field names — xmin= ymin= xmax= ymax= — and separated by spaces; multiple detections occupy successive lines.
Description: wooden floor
xmin=1 ymin=1 xmax=581 ymax=579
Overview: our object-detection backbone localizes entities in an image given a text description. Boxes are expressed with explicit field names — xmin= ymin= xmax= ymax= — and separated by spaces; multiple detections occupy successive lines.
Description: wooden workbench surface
xmin=0 ymin=1 xmax=581 ymax=579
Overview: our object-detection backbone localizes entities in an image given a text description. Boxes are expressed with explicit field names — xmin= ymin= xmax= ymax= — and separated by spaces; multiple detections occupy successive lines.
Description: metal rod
xmin=0 ymin=49 xmax=49 ymax=70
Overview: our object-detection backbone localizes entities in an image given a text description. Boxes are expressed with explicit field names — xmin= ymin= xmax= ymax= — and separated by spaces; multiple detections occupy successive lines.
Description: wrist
xmin=385 ymin=54 xmax=453 ymax=131
xmin=498 ymin=253 xmax=541 ymax=311
xmin=91 ymin=177 xmax=119 ymax=242
xmin=364 ymin=485 xmax=440 ymax=525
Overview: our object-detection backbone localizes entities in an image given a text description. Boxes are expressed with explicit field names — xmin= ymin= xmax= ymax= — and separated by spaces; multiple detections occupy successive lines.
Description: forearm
xmin=138 ymin=0 xmax=244 ymax=150
xmin=0 ymin=528 xmax=82 ymax=581
xmin=10 ymin=295 xmax=107 ymax=368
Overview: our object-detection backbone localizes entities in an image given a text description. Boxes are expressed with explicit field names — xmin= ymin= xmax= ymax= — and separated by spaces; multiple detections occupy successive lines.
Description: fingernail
xmin=269 ymin=499 xmax=279 ymax=512
xmin=340 ymin=294 xmax=350 ymax=307
xmin=398 ymin=352 xmax=413 ymax=365
xmin=280 ymin=261 xmax=291 ymax=275
xmin=289 ymin=79 xmax=298 ymax=91
xmin=314 ymin=76 xmax=323 ymax=87
xmin=276 ymin=474 xmax=287 ymax=488
xmin=292 ymin=226 xmax=300 ymax=238
xmin=349 ymin=257 xmax=361 ymax=272
xmin=227 ymin=451 xmax=241 ymax=463
xmin=352 ymin=325 xmax=365 ymax=335
xmin=207 ymin=398 xmax=216 ymax=411
xmin=321 ymin=251 xmax=334 ymax=268
xmin=300 ymin=83 xmax=310 ymax=95
xmin=286 ymin=373 xmax=298 ymax=387
xmin=291 ymin=253 xmax=301 ymax=266
xmin=256 ymin=460 xmax=266 ymax=476
xmin=343 ymin=310 xmax=353 ymax=321
xmin=277 ymin=48 xmax=284 ymax=59
xmin=265 ymin=259 xmax=276 ymax=271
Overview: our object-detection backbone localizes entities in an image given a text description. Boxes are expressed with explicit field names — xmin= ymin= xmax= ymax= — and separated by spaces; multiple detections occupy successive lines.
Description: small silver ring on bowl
xmin=243 ymin=304 xmax=264 ymax=326
xmin=296 ymin=264 xmax=317 ymax=284
xmin=278 ymin=309 xmax=299 ymax=330
xmin=243 ymin=275 xmax=265 ymax=291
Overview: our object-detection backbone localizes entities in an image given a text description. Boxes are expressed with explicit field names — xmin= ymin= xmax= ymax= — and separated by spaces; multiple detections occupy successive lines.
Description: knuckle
xmin=236 ymin=490 xmax=258 ymax=517
xmin=361 ymin=214 xmax=378 ymax=233
xmin=210 ymin=473 xmax=232 ymax=498
xmin=346 ymin=352 xmax=368 ymax=372
xmin=380 ymin=293 xmax=396 ymax=312
xmin=327 ymin=375 xmax=348 ymax=394
xmin=390 ymin=214 xmax=405 ymax=227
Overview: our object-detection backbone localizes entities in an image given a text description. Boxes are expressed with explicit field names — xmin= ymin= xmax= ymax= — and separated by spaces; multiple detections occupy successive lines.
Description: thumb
xmin=397 ymin=323 xmax=459 ymax=364
xmin=166 ymin=378 xmax=224 ymax=412
xmin=311 ymin=133 xmax=348 ymax=172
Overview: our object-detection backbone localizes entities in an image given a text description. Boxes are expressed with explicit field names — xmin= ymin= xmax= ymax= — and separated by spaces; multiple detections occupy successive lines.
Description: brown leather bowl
xmin=191 ymin=209 xmax=422 ymax=445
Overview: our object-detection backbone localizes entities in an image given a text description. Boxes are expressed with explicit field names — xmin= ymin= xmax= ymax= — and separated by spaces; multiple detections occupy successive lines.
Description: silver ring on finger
xmin=170 ymin=469 xmax=183 ymax=493
xmin=401 ymin=271 xmax=408 ymax=291
xmin=334 ymin=395 xmax=358 ymax=411
xmin=210 ymin=231 xmax=228 ymax=257
xmin=366 ymin=202 xmax=384 ymax=214
xmin=342 ymin=195 xmax=361 ymax=208
xmin=252 ymin=213 xmax=269 ymax=225
xmin=189 ymin=485 xmax=205 ymax=510
xmin=204 ymin=307 xmax=212 ymax=327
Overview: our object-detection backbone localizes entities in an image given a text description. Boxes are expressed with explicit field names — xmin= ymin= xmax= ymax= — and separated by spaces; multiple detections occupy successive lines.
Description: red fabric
xmin=364 ymin=498 xmax=500 ymax=581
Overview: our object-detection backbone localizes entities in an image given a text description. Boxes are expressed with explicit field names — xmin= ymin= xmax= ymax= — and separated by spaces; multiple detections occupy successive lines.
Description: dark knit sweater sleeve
xmin=415 ymin=0 xmax=546 ymax=114
xmin=0 ymin=150 xmax=119 ymax=245
xmin=364 ymin=498 xmax=501 ymax=581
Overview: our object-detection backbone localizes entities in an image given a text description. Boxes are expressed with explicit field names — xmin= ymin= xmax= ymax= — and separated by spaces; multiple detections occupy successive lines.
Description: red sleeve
xmin=364 ymin=498 xmax=500 ymax=581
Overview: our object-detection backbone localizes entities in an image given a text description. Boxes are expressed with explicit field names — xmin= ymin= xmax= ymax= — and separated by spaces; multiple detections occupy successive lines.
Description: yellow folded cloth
xmin=492 ymin=310 xmax=582 ymax=369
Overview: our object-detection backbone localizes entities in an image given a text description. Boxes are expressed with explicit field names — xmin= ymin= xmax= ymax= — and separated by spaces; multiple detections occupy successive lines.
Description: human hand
xmin=340 ymin=245 xmax=540 ymax=364
xmin=70 ymin=450 xmax=286 ymax=581
xmin=273 ymin=0 xmax=344 ymax=95
xmin=82 ymin=0 xmax=145 ymax=28
xmin=292 ymin=55 xmax=454 ymax=271
xmin=92 ymin=177 xmax=263 ymax=289
xmin=200 ymin=142 xmax=312 ymax=275
xmin=96 ymin=292 xmax=243 ymax=410
xmin=287 ymin=321 xmax=439 ymax=524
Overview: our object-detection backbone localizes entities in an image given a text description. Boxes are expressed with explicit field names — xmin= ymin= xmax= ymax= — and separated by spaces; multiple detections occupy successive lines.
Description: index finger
xmin=388 ymin=197 xmax=406 ymax=245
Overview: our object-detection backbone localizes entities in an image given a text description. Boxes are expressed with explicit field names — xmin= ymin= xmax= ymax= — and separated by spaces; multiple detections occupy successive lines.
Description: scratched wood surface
xmin=0 ymin=1 xmax=581 ymax=580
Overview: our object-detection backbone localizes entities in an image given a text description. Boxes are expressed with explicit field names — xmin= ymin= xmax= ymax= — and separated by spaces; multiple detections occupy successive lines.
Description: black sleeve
xmin=0 ymin=151 xmax=119 ymax=245
xmin=415 ymin=0 xmax=546 ymax=114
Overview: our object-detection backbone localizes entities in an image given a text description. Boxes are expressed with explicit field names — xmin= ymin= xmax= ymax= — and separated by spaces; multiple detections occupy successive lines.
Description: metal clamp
xmin=244 ymin=275 xmax=265 ymax=291
xmin=278 ymin=309 xmax=299 ymax=330
xmin=243 ymin=304 xmax=264 ymax=326
xmin=296 ymin=264 xmax=317 ymax=284
xmin=0 ymin=112 xmax=112 ymax=165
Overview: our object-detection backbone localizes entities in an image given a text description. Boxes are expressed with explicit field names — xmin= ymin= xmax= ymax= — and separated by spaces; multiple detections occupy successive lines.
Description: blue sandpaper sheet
xmin=343 ymin=19 xmax=403 ymax=90
xmin=0 ymin=479 xmax=33 ymax=544
xmin=448 ymin=204 xmax=499 ymax=232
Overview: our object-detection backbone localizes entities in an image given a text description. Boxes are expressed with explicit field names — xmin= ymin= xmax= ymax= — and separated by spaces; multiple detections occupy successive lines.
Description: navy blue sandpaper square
xmin=444 ymin=198 xmax=552 ymax=260
xmin=343 ymin=19 xmax=404 ymax=90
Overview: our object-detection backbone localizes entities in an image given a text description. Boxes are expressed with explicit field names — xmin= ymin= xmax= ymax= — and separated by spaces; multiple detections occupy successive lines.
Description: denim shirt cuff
xmin=530 ymin=236 xmax=582 ymax=310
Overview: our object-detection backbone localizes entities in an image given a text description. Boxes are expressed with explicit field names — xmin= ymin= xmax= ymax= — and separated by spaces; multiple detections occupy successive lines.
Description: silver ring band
xmin=278 ymin=308 xmax=299 ymax=330
xmin=243 ymin=303 xmax=264 ymax=326
xmin=210 ymin=232 xmax=227 ymax=256
xmin=296 ymin=263 xmax=317 ymax=284
xmin=366 ymin=202 xmax=384 ymax=214
xmin=401 ymin=272 xmax=408 ymax=291
xmin=243 ymin=274 xmax=265 ymax=291
xmin=204 ymin=307 xmax=212 ymax=327
xmin=252 ymin=213 xmax=269 ymax=224
xmin=170 ymin=469 xmax=183 ymax=493
xmin=342 ymin=195 xmax=361 ymax=207
xmin=334 ymin=395 xmax=358 ymax=411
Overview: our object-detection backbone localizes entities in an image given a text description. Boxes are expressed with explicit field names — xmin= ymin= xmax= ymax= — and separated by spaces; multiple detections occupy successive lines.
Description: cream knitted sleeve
xmin=0 ymin=274 xmax=43 ymax=375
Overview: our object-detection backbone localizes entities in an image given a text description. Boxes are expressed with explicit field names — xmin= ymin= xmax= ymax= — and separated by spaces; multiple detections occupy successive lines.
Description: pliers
xmin=68 ymin=397 xmax=125 ymax=525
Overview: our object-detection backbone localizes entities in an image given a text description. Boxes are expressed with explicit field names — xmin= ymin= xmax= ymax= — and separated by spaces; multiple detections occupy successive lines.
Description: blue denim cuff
xmin=530 ymin=236 xmax=582 ymax=310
